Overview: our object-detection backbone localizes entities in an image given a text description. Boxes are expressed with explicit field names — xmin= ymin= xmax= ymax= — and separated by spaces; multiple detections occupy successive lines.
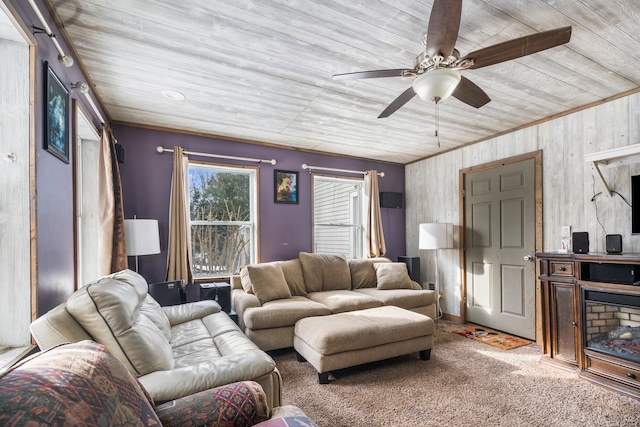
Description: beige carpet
xmin=270 ymin=320 xmax=640 ymax=427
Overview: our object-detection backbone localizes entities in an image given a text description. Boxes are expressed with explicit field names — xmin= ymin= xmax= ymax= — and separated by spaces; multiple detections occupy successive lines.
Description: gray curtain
xmin=365 ymin=170 xmax=386 ymax=257
xmin=166 ymin=147 xmax=193 ymax=283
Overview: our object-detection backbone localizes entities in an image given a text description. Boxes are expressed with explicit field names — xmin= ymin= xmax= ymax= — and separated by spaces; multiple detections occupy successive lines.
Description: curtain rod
xmin=28 ymin=0 xmax=73 ymax=67
xmin=156 ymin=146 xmax=276 ymax=165
xmin=301 ymin=164 xmax=384 ymax=177
xmin=83 ymin=92 xmax=105 ymax=124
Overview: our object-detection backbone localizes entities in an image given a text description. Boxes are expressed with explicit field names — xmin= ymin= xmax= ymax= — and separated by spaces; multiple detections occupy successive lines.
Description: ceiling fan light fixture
xmin=412 ymin=69 xmax=461 ymax=103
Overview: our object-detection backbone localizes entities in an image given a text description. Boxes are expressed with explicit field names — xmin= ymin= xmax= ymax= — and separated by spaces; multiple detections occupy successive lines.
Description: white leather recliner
xmin=30 ymin=269 xmax=282 ymax=408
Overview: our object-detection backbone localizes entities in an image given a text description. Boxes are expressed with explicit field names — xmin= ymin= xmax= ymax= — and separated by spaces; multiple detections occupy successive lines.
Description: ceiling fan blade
xmin=378 ymin=87 xmax=417 ymax=118
xmin=452 ymin=76 xmax=491 ymax=108
xmin=333 ymin=69 xmax=415 ymax=80
xmin=425 ymin=0 xmax=462 ymax=58
xmin=461 ymin=26 xmax=572 ymax=69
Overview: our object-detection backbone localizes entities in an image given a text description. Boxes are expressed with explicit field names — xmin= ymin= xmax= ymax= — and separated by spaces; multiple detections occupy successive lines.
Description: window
xmin=189 ymin=164 xmax=257 ymax=278
xmin=75 ymin=106 xmax=102 ymax=285
xmin=313 ymin=175 xmax=364 ymax=258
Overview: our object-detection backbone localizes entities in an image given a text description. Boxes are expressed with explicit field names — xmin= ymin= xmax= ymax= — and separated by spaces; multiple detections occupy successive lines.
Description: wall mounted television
xmin=633 ymin=174 xmax=640 ymax=234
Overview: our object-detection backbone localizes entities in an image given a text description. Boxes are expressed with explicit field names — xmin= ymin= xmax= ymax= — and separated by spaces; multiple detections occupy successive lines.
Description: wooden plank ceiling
xmin=48 ymin=0 xmax=640 ymax=164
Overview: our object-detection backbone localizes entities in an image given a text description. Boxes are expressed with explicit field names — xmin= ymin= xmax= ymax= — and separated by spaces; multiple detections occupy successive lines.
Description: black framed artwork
xmin=44 ymin=61 xmax=69 ymax=163
xmin=274 ymin=170 xmax=299 ymax=204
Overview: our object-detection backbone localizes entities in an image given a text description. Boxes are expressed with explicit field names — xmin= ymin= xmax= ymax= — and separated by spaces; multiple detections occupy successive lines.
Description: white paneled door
xmin=464 ymin=159 xmax=536 ymax=339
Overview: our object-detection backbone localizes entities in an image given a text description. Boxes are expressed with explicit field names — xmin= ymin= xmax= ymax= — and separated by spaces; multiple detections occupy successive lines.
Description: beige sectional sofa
xmin=30 ymin=269 xmax=282 ymax=409
xmin=231 ymin=253 xmax=437 ymax=351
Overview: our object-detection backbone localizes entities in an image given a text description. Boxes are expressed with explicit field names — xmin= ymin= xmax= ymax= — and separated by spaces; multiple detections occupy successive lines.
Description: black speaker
xmin=379 ymin=192 xmax=403 ymax=208
xmin=200 ymin=282 xmax=231 ymax=313
xmin=397 ymin=256 xmax=420 ymax=283
xmin=606 ymin=234 xmax=622 ymax=254
xmin=572 ymin=232 xmax=589 ymax=254
xmin=215 ymin=283 xmax=231 ymax=313
xmin=148 ymin=280 xmax=185 ymax=306
xmin=114 ymin=143 xmax=125 ymax=163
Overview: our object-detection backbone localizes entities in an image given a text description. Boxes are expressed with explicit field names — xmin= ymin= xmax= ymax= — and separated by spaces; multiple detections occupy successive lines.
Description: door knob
xmin=523 ymin=255 xmax=534 ymax=262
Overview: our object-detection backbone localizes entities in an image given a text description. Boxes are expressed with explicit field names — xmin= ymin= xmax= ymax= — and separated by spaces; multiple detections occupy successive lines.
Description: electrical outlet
xmin=561 ymin=225 xmax=571 ymax=238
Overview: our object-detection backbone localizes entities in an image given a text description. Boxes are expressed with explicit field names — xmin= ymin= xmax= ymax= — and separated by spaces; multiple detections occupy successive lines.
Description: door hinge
xmin=462 ymin=189 xmax=466 ymax=198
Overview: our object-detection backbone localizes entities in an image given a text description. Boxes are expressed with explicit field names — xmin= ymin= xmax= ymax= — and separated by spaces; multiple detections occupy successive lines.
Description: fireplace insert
xmin=582 ymin=288 xmax=640 ymax=364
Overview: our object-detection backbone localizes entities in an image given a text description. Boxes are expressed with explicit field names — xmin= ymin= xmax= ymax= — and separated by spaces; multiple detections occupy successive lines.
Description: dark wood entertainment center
xmin=537 ymin=252 xmax=640 ymax=399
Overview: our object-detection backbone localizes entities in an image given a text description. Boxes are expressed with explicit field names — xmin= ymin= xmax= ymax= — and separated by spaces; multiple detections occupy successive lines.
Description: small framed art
xmin=274 ymin=170 xmax=298 ymax=204
xmin=44 ymin=61 xmax=69 ymax=163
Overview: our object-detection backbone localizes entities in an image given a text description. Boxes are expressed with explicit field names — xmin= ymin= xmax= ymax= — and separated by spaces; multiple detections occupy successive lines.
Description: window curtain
xmin=166 ymin=147 xmax=193 ymax=283
xmin=365 ymin=170 xmax=386 ymax=257
xmin=97 ymin=125 xmax=128 ymax=274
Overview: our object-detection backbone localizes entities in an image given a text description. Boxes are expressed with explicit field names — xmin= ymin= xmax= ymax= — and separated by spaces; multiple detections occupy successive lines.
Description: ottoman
xmin=293 ymin=306 xmax=434 ymax=383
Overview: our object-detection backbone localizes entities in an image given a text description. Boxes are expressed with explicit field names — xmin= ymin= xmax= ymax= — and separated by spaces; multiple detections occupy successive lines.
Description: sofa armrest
xmin=30 ymin=303 xmax=93 ymax=350
xmin=162 ymin=300 xmax=221 ymax=326
xmin=231 ymin=289 xmax=262 ymax=330
xmin=154 ymin=381 xmax=269 ymax=427
xmin=410 ymin=280 xmax=423 ymax=290
xmin=231 ymin=274 xmax=243 ymax=290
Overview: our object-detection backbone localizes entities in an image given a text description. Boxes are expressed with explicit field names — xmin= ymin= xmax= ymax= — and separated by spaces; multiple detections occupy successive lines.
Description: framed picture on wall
xmin=274 ymin=170 xmax=299 ymax=204
xmin=43 ymin=61 xmax=69 ymax=163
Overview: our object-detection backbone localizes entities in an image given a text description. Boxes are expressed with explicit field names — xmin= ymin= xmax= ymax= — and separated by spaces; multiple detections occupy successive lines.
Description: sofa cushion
xmin=243 ymin=263 xmax=292 ymax=304
xmin=348 ymin=257 xmax=391 ymax=289
xmin=374 ymin=262 xmax=413 ymax=290
xmin=66 ymin=269 xmax=174 ymax=376
xmin=299 ymin=252 xmax=351 ymax=292
xmin=0 ymin=341 xmax=160 ymax=426
xmin=306 ymin=290 xmax=383 ymax=313
xmin=277 ymin=259 xmax=307 ymax=296
xmin=354 ymin=287 xmax=437 ymax=309
xmin=244 ymin=296 xmax=331 ymax=330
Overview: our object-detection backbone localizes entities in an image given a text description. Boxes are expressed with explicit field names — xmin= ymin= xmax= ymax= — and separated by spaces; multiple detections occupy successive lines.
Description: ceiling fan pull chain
xmin=434 ymin=97 xmax=441 ymax=148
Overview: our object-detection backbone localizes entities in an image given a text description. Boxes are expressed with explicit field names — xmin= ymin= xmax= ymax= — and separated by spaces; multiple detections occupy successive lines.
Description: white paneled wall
xmin=0 ymin=37 xmax=31 ymax=346
xmin=406 ymin=92 xmax=640 ymax=318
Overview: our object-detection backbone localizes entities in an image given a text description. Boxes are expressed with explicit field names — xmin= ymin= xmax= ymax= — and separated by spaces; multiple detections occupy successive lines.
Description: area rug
xmin=452 ymin=324 xmax=531 ymax=350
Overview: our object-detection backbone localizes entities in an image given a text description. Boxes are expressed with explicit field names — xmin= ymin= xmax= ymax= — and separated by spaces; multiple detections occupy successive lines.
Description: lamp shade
xmin=412 ymin=69 xmax=461 ymax=102
xmin=419 ymin=223 xmax=454 ymax=250
xmin=125 ymin=219 xmax=160 ymax=256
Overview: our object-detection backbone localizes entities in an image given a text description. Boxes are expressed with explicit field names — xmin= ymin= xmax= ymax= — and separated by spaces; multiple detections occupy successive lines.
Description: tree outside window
xmin=189 ymin=164 xmax=257 ymax=278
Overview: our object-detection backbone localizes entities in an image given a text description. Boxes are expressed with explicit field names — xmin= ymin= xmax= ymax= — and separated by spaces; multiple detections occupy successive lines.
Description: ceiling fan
xmin=333 ymin=0 xmax=572 ymax=119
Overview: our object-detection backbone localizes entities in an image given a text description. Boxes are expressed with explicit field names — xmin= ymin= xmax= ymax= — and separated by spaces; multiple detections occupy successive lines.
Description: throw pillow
xmin=277 ymin=259 xmax=307 ymax=296
xmin=245 ymin=263 xmax=292 ymax=304
xmin=349 ymin=257 xmax=391 ymax=289
xmin=239 ymin=266 xmax=255 ymax=294
xmin=298 ymin=252 xmax=351 ymax=292
xmin=374 ymin=262 xmax=413 ymax=290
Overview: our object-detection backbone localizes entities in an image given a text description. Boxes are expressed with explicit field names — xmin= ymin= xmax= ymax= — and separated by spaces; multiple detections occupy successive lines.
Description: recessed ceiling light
xmin=161 ymin=89 xmax=185 ymax=101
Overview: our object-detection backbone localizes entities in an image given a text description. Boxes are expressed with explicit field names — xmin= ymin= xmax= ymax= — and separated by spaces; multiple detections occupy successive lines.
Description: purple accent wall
xmin=115 ymin=125 xmax=406 ymax=283
xmin=8 ymin=0 xmax=108 ymax=315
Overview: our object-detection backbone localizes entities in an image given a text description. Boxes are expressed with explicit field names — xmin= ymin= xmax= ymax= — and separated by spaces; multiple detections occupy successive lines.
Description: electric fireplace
xmin=582 ymin=288 xmax=640 ymax=365
xmin=539 ymin=252 xmax=640 ymax=398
